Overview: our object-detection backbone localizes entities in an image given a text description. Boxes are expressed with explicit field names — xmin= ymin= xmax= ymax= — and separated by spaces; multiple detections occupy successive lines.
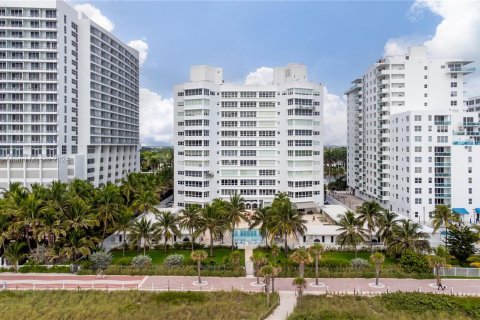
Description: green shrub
xmin=17 ymin=264 xmax=70 ymax=273
xmin=164 ymin=254 xmax=184 ymax=268
xmin=399 ymin=250 xmax=430 ymax=274
xmin=89 ymin=251 xmax=113 ymax=271
xmin=131 ymin=255 xmax=152 ymax=269
xmin=350 ymin=258 xmax=370 ymax=269
xmin=116 ymin=257 xmax=132 ymax=266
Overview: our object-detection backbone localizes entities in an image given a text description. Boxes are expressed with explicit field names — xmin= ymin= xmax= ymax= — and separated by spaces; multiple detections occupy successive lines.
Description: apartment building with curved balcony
xmin=0 ymin=0 xmax=139 ymax=188
xmin=347 ymin=46 xmax=479 ymax=223
xmin=174 ymin=64 xmax=324 ymax=211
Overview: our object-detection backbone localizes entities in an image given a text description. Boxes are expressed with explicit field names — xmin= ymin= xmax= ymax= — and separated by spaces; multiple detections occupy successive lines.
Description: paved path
xmin=1 ymin=274 xmax=479 ymax=296
xmin=266 ymin=291 xmax=296 ymax=320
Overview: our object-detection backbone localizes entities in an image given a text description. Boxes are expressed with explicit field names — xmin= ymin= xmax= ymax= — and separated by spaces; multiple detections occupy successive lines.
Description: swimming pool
xmin=233 ymin=229 xmax=264 ymax=245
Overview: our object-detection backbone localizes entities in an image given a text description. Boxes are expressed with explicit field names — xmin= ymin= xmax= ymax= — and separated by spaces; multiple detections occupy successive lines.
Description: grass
xmin=111 ymin=248 xmax=245 ymax=266
xmin=0 ymin=290 xmax=276 ymax=320
xmin=288 ymin=292 xmax=480 ymax=320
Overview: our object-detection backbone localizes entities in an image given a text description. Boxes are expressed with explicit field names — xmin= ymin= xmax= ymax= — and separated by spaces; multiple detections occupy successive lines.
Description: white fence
xmin=436 ymin=267 xmax=480 ymax=277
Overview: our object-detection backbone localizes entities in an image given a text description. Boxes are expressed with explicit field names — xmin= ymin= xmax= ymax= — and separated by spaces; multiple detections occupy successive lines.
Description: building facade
xmin=346 ymin=46 xmax=479 ymax=223
xmin=174 ymin=64 xmax=324 ymax=211
xmin=0 ymin=0 xmax=140 ymax=188
xmin=466 ymin=96 xmax=480 ymax=112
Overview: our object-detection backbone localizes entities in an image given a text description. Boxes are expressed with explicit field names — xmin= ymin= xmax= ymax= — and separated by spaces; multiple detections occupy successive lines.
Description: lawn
xmin=0 ymin=290 xmax=276 ymax=320
xmin=111 ymin=248 xmax=245 ymax=266
xmin=288 ymin=292 xmax=480 ymax=320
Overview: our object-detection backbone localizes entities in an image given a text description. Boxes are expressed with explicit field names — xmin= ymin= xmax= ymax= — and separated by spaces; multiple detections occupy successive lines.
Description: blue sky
xmin=71 ymin=1 xmax=480 ymax=145
xmin=75 ymin=0 xmax=440 ymax=96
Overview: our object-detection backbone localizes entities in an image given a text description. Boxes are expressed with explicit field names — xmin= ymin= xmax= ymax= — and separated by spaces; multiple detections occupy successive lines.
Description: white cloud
xmin=245 ymin=67 xmax=274 ymax=85
xmin=128 ymin=39 xmax=149 ymax=67
xmin=140 ymin=88 xmax=174 ymax=146
xmin=74 ymin=4 xmax=115 ymax=32
xmin=385 ymin=0 xmax=480 ymax=94
xmin=323 ymin=89 xmax=347 ymax=146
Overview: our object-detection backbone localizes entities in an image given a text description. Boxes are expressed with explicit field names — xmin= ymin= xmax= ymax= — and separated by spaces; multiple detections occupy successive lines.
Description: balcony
xmin=434 ymin=121 xmax=451 ymax=125
xmin=434 ymin=162 xmax=451 ymax=167
xmin=447 ymin=67 xmax=475 ymax=74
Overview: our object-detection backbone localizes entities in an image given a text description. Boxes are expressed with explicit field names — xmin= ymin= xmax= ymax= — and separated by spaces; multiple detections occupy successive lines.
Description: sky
xmin=69 ymin=0 xmax=480 ymax=146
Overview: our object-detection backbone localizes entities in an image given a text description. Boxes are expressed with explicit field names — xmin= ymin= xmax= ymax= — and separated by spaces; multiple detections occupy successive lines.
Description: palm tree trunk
xmin=102 ymin=219 xmax=107 ymax=247
xmin=256 ymin=267 xmax=260 ymax=284
xmin=191 ymin=228 xmax=194 ymax=251
xmin=370 ymin=229 xmax=373 ymax=253
xmin=122 ymin=230 xmax=126 ymax=258
xmin=266 ymin=284 xmax=270 ymax=306
xmin=445 ymin=226 xmax=448 ymax=248
xmin=164 ymin=238 xmax=167 ymax=254
xmin=272 ymin=277 xmax=275 ymax=292
xmin=209 ymin=229 xmax=213 ymax=257
xmin=354 ymin=244 xmax=358 ymax=258
xmin=231 ymin=224 xmax=235 ymax=250
xmin=299 ymin=263 xmax=304 ymax=278
xmin=143 ymin=238 xmax=146 ymax=255
xmin=25 ymin=228 xmax=31 ymax=251
xmin=315 ymin=256 xmax=319 ymax=285
xmin=376 ymin=266 xmax=379 ymax=286
xmin=197 ymin=260 xmax=201 ymax=284
xmin=284 ymin=233 xmax=288 ymax=255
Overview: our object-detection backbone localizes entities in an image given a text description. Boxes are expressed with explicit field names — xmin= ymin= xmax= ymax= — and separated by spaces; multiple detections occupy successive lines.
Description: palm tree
xmin=388 ymin=219 xmax=430 ymax=256
xmin=4 ymin=241 xmax=28 ymax=272
xmin=432 ymin=205 xmax=458 ymax=248
xmin=94 ymin=183 xmax=123 ymax=246
xmin=356 ymin=201 xmax=382 ymax=252
xmin=10 ymin=193 xmax=43 ymax=250
xmin=131 ymin=189 xmax=160 ymax=216
xmin=377 ymin=209 xmax=399 ymax=248
xmin=196 ymin=201 xmax=227 ymax=257
xmin=226 ymin=193 xmax=246 ymax=250
xmin=428 ymin=245 xmax=450 ymax=288
xmin=0 ymin=214 xmax=11 ymax=252
xmin=250 ymin=206 xmax=272 ymax=248
xmin=370 ymin=252 xmax=385 ymax=286
xmin=250 ymin=252 xmax=267 ymax=284
xmin=270 ymin=242 xmax=280 ymax=264
xmin=115 ymin=208 xmax=133 ymax=257
xmin=308 ymin=244 xmax=324 ymax=285
xmin=336 ymin=211 xmax=367 ymax=257
xmin=58 ymin=232 xmax=95 ymax=262
xmin=69 ymin=178 xmax=95 ymax=200
xmin=290 ymin=248 xmax=313 ymax=278
xmin=129 ymin=216 xmax=156 ymax=255
xmin=119 ymin=173 xmax=141 ymax=207
xmin=36 ymin=207 xmax=65 ymax=248
xmin=191 ymin=250 xmax=208 ymax=284
xmin=179 ymin=204 xmax=201 ymax=250
xmin=292 ymin=277 xmax=307 ymax=302
xmin=260 ymin=265 xmax=274 ymax=306
xmin=64 ymin=196 xmax=98 ymax=232
xmin=269 ymin=193 xmax=306 ymax=255
xmin=155 ymin=211 xmax=181 ymax=253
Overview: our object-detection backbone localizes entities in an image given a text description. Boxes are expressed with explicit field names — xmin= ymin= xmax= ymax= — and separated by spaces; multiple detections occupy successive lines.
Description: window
xmin=414 ymin=115 xmax=422 ymax=121
xmin=415 ymin=198 xmax=422 ymax=204
xmin=450 ymin=82 xmax=457 ymax=88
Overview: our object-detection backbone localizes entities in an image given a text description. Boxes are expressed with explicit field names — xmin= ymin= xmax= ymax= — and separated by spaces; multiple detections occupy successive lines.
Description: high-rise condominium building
xmin=346 ymin=46 xmax=480 ymax=223
xmin=174 ymin=64 xmax=324 ymax=211
xmin=0 ymin=0 xmax=140 ymax=188
xmin=466 ymin=96 xmax=480 ymax=112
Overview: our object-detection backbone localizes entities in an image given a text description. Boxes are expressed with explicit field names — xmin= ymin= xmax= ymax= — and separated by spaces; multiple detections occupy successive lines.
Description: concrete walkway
xmin=266 ymin=291 xmax=296 ymax=320
xmin=244 ymin=244 xmax=254 ymax=277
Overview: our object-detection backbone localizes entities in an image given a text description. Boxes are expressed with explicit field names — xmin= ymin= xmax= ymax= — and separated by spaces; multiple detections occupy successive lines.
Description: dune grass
xmin=288 ymin=292 xmax=480 ymax=320
xmin=0 ymin=290 xmax=275 ymax=320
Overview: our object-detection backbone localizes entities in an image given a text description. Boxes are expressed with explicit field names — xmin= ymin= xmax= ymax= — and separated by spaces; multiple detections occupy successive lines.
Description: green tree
xmin=370 ymin=252 xmax=385 ymax=286
xmin=191 ymin=250 xmax=208 ymax=284
xmin=336 ymin=211 xmax=367 ymax=257
xmin=36 ymin=207 xmax=65 ymax=248
xmin=290 ymin=248 xmax=313 ymax=278
xmin=356 ymin=201 xmax=382 ymax=252
xmin=447 ymin=226 xmax=478 ymax=263
xmin=131 ymin=189 xmax=159 ymax=216
xmin=196 ymin=201 xmax=227 ymax=257
xmin=249 ymin=206 xmax=272 ymax=248
xmin=428 ymin=245 xmax=450 ymax=288
xmin=308 ymin=244 xmax=324 ymax=285
xmin=129 ymin=216 xmax=156 ymax=255
xmin=58 ymin=232 xmax=95 ymax=262
xmin=432 ymin=205 xmax=458 ymax=248
xmin=155 ymin=211 xmax=181 ymax=253
xmin=260 ymin=265 xmax=274 ymax=306
xmin=94 ymin=183 xmax=123 ymax=246
xmin=179 ymin=204 xmax=201 ymax=250
xmin=250 ymin=252 xmax=267 ymax=284
xmin=377 ymin=209 xmax=399 ymax=247
xmin=4 ymin=241 xmax=28 ymax=272
xmin=230 ymin=250 xmax=241 ymax=271
xmin=115 ymin=208 xmax=133 ymax=257
xmin=225 ymin=193 xmax=246 ymax=250
xmin=292 ymin=277 xmax=307 ymax=302
xmin=388 ymin=220 xmax=430 ymax=256
xmin=269 ymin=193 xmax=306 ymax=255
